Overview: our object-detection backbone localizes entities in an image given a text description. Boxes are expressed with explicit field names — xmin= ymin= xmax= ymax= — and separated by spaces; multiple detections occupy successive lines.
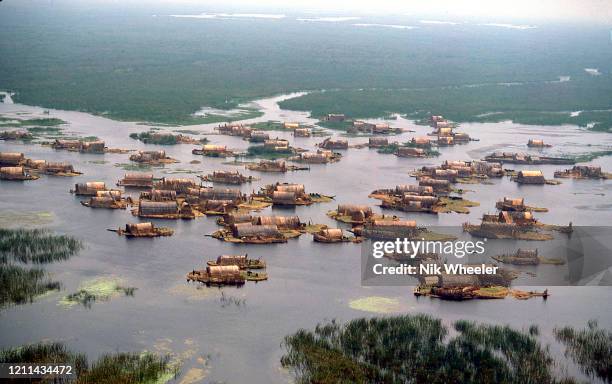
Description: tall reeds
xmin=281 ymin=314 xmax=602 ymax=384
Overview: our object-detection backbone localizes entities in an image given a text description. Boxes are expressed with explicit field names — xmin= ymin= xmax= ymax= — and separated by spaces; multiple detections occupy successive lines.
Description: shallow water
xmin=0 ymin=95 xmax=611 ymax=383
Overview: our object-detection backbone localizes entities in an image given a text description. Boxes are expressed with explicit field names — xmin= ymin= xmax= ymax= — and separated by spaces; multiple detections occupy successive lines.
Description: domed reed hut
xmin=220 ymin=213 xmax=253 ymax=226
xmin=81 ymin=196 xmax=127 ymax=209
xmin=129 ymin=150 xmax=176 ymax=164
xmin=527 ymin=139 xmax=551 ymax=148
xmin=313 ymin=228 xmax=351 ymax=243
xmin=41 ymin=162 xmax=81 ymax=176
xmin=418 ymin=177 xmax=451 ymax=193
xmin=333 ymin=204 xmax=374 ymax=223
xmin=496 ymin=197 xmax=526 ymax=212
xmin=207 ymin=254 xmax=266 ymax=269
xmin=81 ymin=190 xmax=127 ymax=209
xmin=80 ymin=140 xmax=105 ymax=153
xmin=293 ymin=128 xmax=311 ymax=137
xmin=136 ymin=201 xmax=195 ymax=219
xmin=154 ymin=178 xmax=198 ymax=194
xmin=112 ymin=222 xmax=173 ymax=237
xmin=200 ymin=199 xmax=237 ymax=215
xmin=72 ymin=181 xmax=106 ymax=196
xmin=0 ymin=166 xmax=38 ymax=181
xmin=252 ymin=216 xmax=302 ymax=230
xmin=0 ymin=152 xmax=25 ymax=166
xmin=516 ymin=170 xmax=546 ymax=184
xmin=117 ymin=172 xmax=155 ymax=188
xmin=318 ymin=138 xmax=348 ymax=150
xmin=140 ymin=189 xmax=177 ymax=202
xmin=292 ymin=150 xmax=341 ymax=164
xmin=437 ymin=136 xmax=454 ymax=146
xmin=396 ymin=147 xmax=426 ymax=158
xmin=363 ymin=220 xmax=418 ymax=239
xmin=554 ymin=165 xmax=609 ymax=180
xmin=192 ymin=144 xmax=234 ymax=157
xmin=52 ymin=139 xmax=81 ymax=150
xmin=187 ymin=265 xmax=246 ymax=286
xmin=224 ymin=223 xmax=286 ymax=243
xmin=368 ymin=137 xmax=389 ymax=148
xmin=248 ymin=130 xmax=270 ymax=142
xmin=187 ymin=187 xmax=244 ymax=202
xmin=200 ymin=170 xmax=255 ymax=185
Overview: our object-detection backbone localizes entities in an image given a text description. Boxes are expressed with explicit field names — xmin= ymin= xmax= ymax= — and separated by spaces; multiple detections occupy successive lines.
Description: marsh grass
xmin=246 ymin=145 xmax=293 ymax=159
xmin=554 ymin=320 xmax=611 ymax=382
xmin=0 ymin=342 xmax=176 ymax=384
xmin=281 ymin=314 xmax=592 ymax=384
xmin=0 ymin=264 xmax=61 ymax=308
xmin=0 ymin=228 xmax=83 ymax=264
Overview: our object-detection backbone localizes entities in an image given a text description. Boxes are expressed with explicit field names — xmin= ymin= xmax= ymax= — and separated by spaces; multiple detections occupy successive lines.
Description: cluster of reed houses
xmin=463 ymin=196 xmax=549 ymax=238
xmin=129 ymin=150 xmax=177 ymax=164
xmin=133 ymin=132 xmax=201 ymax=144
xmin=317 ymin=137 xmax=349 ymax=150
xmin=415 ymin=159 xmax=505 ymax=186
xmin=52 ymin=139 xmax=106 ymax=153
xmin=257 ymin=182 xmax=318 ymax=206
xmin=0 ymin=151 xmax=81 ymax=180
xmin=0 ymin=130 xmax=33 ymax=141
xmin=290 ymin=149 xmax=341 ymax=164
xmin=246 ymin=159 xmax=307 ymax=173
xmin=428 ymin=115 xmax=472 ymax=145
xmin=554 ymin=165 xmax=608 ymax=179
xmin=216 ymin=122 xmax=312 ymax=141
xmin=192 ymin=144 xmax=234 ymax=157
xmin=199 ymin=170 xmax=255 ymax=185
xmin=72 ymin=181 xmax=131 ymax=209
xmin=372 ymin=185 xmax=439 ymax=213
xmin=216 ymin=213 xmax=306 ymax=243
xmin=349 ymin=121 xmax=398 ymax=134
xmin=484 ymin=152 xmax=574 ymax=165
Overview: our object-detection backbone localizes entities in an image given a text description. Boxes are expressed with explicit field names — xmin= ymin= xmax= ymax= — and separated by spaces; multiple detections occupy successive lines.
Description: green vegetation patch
xmin=0 ymin=116 xmax=66 ymax=127
xmin=282 ymin=314 xmax=605 ymax=384
xmin=554 ymin=320 xmax=611 ymax=382
xmin=0 ymin=342 xmax=177 ymax=384
xmin=0 ymin=264 xmax=60 ymax=308
xmin=348 ymin=296 xmax=405 ymax=314
xmin=316 ymin=120 xmax=353 ymax=130
xmin=0 ymin=228 xmax=82 ymax=264
xmin=0 ymin=211 xmax=54 ymax=228
xmin=246 ymin=145 xmax=294 ymax=159
xmin=250 ymin=121 xmax=286 ymax=131
xmin=60 ymin=277 xmax=137 ymax=308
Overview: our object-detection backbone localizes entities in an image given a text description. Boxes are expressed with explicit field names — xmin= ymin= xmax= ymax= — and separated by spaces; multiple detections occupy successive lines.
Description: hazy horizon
xmin=2 ymin=0 xmax=611 ymax=24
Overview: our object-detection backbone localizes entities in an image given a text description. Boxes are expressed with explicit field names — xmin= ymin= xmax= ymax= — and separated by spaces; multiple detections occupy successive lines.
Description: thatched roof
xmin=337 ymin=204 xmax=372 ymax=216
xmin=207 ymin=265 xmax=241 ymax=278
xmin=438 ymin=274 xmax=479 ymax=288
xmin=272 ymin=191 xmax=297 ymax=203
xmin=138 ymin=201 xmax=178 ymax=215
xmin=0 ymin=166 xmax=25 ymax=175
xmin=369 ymin=137 xmax=388 ymax=145
xmin=202 ymin=144 xmax=227 ymax=152
xmin=125 ymin=172 xmax=154 ymax=181
xmin=126 ymin=222 xmax=155 ymax=233
xmin=518 ymin=170 xmax=544 ymax=177
xmin=254 ymin=215 xmax=301 ymax=228
xmin=370 ymin=220 xmax=416 ymax=228
xmin=223 ymin=213 xmax=253 ymax=225
xmin=231 ymin=223 xmax=282 ymax=238
xmin=96 ymin=190 xmax=122 ymax=199
xmin=0 ymin=152 xmax=25 ymax=165
xmin=216 ymin=255 xmax=247 ymax=265
xmin=318 ymin=228 xmax=343 ymax=239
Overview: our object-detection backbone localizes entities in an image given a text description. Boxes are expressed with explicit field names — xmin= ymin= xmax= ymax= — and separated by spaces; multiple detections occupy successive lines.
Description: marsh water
xmin=1 ymin=94 xmax=611 ymax=383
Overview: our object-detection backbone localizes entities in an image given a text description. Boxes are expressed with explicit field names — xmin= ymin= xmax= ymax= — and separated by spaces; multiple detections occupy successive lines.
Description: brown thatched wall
xmin=0 ymin=152 xmax=25 ymax=166
xmin=272 ymin=191 xmax=297 ymax=205
xmin=337 ymin=204 xmax=372 ymax=217
xmin=138 ymin=201 xmax=178 ymax=215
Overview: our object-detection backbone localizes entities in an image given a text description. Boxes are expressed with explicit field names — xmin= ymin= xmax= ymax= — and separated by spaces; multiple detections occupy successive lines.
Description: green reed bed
xmin=554 ymin=320 xmax=612 ymax=382
xmin=0 ymin=228 xmax=83 ymax=264
xmin=0 ymin=342 xmax=177 ymax=384
xmin=282 ymin=314 xmax=607 ymax=384
xmin=0 ymin=264 xmax=60 ymax=308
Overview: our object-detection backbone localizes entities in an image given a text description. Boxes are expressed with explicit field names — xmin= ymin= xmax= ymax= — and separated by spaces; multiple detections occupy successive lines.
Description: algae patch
xmin=0 ymin=210 xmax=54 ymax=227
xmin=348 ymin=296 xmax=408 ymax=314
xmin=60 ymin=277 xmax=136 ymax=308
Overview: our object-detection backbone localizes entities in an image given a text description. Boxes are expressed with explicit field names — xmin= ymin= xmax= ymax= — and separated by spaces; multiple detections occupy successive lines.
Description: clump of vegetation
xmin=554 ymin=320 xmax=611 ymax=382
xmin=250 ymin=121 xmax=286 ymax=131
xmin=246 ymin=145 xmax=293 ymax=159
xmin=0 ymin=228 xmax=83 ymax=264
xmin=130 ymin=131 xmax=178 ymax=145
xmin=281 ymin=314 xmax=600 ymax=384
xmin=0 ymin=228 xmax=82 ymax=309
xmin=60 ymin=278 xmax=137 ymax=308
xmin=571 ymin=150 xmax=612 ymax=163
xmin=0 ymin=116 xmax=66 ymax=127
xmin=0 ymin=342 xmax=177 ymax=384
xmin=377 ymin=142 xmax=440 ymax=157
xmin=0 ymin=264 xmax=60 ymax=308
